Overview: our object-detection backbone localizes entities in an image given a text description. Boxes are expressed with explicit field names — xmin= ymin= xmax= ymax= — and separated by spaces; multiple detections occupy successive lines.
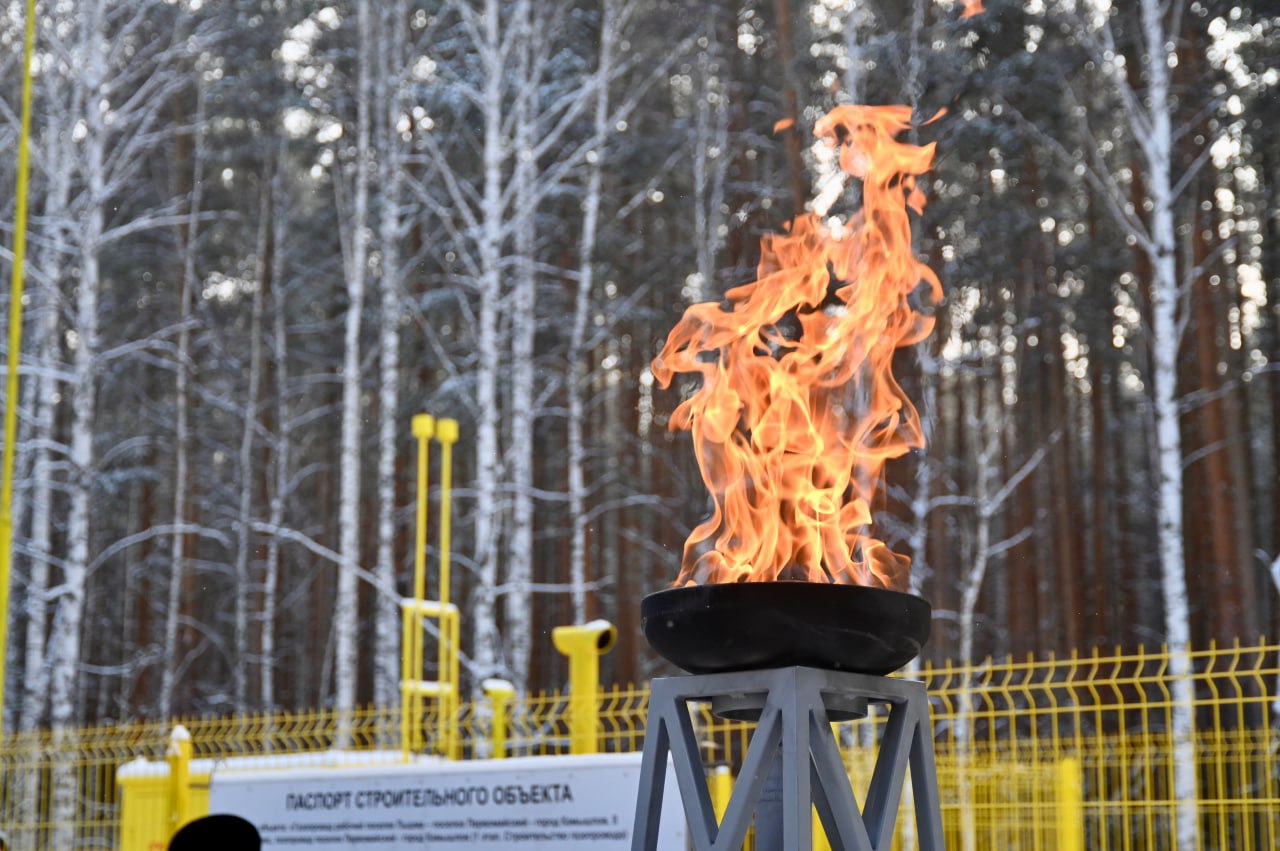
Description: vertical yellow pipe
xmin=709 ymin=765 xmax=732 ymax=825
xmin=399 ymin=603 xmax=414 ymax=759
xmin=0 ymin=0 xmax=38 ymax=733
xmin=1056 ymin=756 xmax=1085 ymax=851
xmin=483 ymin=678 xmax=515 ymax=759
xmin=166 ymin=726 xmax=193 ymax=836
xmin=440 ymin=608 xmax=455 ymax=760
xmin=435 ymin=419 xmax=457 ymax=607
xmin=435 ymin=419 xmax=458 ymax=757
xmin=406 ymin=416 xmax=433 ymax=757
xmin=412 ymin=414 xmax=432 ymax=752
xmin=455 ymin=611 xmax=465 ymax=757
xmin=411 ymin=415 xmax=434 ymax=606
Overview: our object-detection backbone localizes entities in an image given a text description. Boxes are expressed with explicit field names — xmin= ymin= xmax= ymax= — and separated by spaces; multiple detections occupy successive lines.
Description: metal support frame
xmin=400 ymin=414 xmax=461 ymax=761
xmin=631 ymin=666 xmax=944 ymax=851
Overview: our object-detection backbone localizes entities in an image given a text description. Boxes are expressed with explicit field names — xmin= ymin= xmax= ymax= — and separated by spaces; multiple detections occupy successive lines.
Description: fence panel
xmin=1 ymin=642 xmax=1276 ymax=850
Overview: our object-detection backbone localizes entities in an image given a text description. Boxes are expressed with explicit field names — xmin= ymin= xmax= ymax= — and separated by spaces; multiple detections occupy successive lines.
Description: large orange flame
xmin=652 ymin=105 xmax=941 ymax=590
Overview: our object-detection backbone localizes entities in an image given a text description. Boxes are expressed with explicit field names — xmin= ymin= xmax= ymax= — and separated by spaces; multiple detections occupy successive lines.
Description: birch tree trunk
xmin=335 ymin=0 xmax=374 ymax=722
xmin=955 ymin=371 xmax=996 ymax=851
xmin=373 ymin=0 xmax=407 ymax=710
xmin=954 ymin=374 xmax=1046 ymax=851
xmin=1138 ymin=2 xmax=1196 ymax=844
xmin=903 ymin=0 xmax=931 ymax=604
xmin=262 ymin=159 xmax=289 ymax=711
xmin=234 ymin=178 xmax=269 ymax=710
xmin=21 ymin=61 xmax=74 ymax=732
xmin=567 ymin=0 xmax=615 ymax=636
xmin=691 ymin=15 xmax=727 ymax=305
xmin=505 ymin=0 xmax=536 ymax=681
xmin=471 ymin=0 xmax=506 ymax=681
xmin=49 ymin=1 xmax=107 ymax=839
xmin=1030 ymin=3 xmax=1198 ymax=837
xmin=161 ymin=77 xmax=205 ymax=718
xmin=842 ymin=1 xmax=866 ymax=104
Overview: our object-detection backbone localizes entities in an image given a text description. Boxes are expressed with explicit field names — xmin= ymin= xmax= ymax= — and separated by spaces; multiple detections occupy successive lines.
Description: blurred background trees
xmin=0 ymin=0 xmax=1277 ymax=728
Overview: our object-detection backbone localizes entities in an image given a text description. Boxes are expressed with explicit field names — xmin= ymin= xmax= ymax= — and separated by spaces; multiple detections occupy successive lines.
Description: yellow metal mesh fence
xmin=1 ymin=641 xmax=1278 ymax=850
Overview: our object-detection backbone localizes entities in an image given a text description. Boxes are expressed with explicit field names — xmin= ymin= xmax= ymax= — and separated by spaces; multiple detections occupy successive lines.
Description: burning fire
xmin=652 ymin=105 xmax=941 ymax=591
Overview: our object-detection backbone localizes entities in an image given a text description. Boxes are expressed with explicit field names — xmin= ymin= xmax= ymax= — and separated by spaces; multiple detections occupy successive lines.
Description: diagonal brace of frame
xmin=631 ymin=666 xmax=943 ymax=851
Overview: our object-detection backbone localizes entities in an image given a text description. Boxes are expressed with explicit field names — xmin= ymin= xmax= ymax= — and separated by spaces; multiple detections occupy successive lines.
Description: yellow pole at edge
xmin=0 ymin=0 xmax=39 ymax=734
xmin=402 ymin=415 xmax=433 ymax=757
xmin=435 ymin=419 xmax=458 ymax=757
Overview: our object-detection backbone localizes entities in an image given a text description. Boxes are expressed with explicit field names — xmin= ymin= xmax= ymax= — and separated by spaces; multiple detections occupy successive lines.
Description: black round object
xmin=641 ymin=582 xmax=931 ymax=675
xmin=169 ymin=814 xmax=260 ymax=851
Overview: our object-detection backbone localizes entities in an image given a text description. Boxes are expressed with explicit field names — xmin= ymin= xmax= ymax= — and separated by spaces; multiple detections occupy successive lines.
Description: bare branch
xmin=1170 ymin=141 xmax=1217 ymax=203
xmin=1001 ymin=99 xmax=1156 ymax=257
xmin=87 ymin=523 xmax=232 ymax=576
xmin=986 ymin=525 xmax=1036 ymax=561
xmin=983 ymin=437 xmax=1055 ymax=517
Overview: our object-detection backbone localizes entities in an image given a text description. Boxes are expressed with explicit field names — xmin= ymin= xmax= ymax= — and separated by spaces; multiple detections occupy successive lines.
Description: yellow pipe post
xmin=435 ymin=418 xmax=457 ymax=607
xmin=0 ymin=0 xmax=38 ymax=734
xmin=442 ymin=606 xmax=461 ymax=760
xmin=166 ymin=726 xmax=193 ymax=836
xmin=435 ymin=419 xmax=458 ymax=757
xmin=397 ymin=416 xmax=461 ymax=760
xmin=483 ymin=678 xmax=515 ymax=759
xmin=402 ymin=415 xmax=434 ymax=757
xmin=552 ymin=620 xmax=616 ymax=755
xmin=399 ymin=601 xmax=413 ymax=759
xmin=708 ymin=765 xmax=732 ymax=825
xmin=411 ymin=415 xmax=434 ymax=608
xmin=1056 ymin=756 xmax=1085 ymax=851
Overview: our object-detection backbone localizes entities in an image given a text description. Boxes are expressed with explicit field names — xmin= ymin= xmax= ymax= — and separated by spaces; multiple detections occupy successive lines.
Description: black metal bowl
xmin=641 ymin=582 xmax=931 ymax=675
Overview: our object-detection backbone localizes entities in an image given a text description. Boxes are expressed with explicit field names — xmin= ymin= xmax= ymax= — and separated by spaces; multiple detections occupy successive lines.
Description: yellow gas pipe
xmin=166 ymin=726 xmax=193 ymax=834
xmin=401 ymin=415 xmax=433 ymax=759
xmin=435 ymin=419 xmax=459 ymax=758
xmin=411 ymin=416 xmax=433 ymax=628
xmin=399 ymin=415 xmax=462 ymax=761
xmin=0 ymin=0 xmax=38 ymax=734
xmin=552 ymin=620 xmax=616 ymax=755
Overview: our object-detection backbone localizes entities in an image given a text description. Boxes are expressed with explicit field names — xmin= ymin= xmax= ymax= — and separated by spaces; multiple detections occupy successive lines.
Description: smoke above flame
xmin=652 ymin=105 xmax=941 ymax=590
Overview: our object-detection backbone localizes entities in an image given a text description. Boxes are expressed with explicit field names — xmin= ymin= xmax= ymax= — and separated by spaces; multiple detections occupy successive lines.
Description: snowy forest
xmin=0 ymin=0 xmax=1276 ymax=734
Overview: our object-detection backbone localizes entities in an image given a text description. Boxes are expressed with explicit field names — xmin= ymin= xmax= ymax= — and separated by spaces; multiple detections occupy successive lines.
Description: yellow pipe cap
xmin=483 ymin=678 xmax=516 ymax=702
xmin=436 ymin=418 xmax=459 ymax=444
xmin=412 ymin=414 xmax=435 ymax=439
xmin=552 ymin=619 xmax=617 ymax=656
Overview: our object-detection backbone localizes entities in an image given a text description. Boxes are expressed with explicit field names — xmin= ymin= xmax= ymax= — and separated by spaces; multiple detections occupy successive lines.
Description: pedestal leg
xmin=631 ymin=668 xmax=944 ymax=851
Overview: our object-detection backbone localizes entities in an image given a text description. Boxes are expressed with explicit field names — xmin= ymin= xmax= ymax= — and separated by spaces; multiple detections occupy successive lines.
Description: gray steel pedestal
xmin=631 ymin=666 xmax=944 ymax=851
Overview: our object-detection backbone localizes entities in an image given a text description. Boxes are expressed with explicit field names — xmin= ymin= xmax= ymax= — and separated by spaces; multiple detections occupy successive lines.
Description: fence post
xmin=1055 ymin=756 xmax=1084 ymax=851
xmin=167 ymin=725 xmax=193 ymax=835
xmin=484 ymin=679 xmax=515 ymax=759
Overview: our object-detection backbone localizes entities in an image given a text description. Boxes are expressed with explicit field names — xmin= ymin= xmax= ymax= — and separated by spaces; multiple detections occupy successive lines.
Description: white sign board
xmin=208 ymin=752 xmax=686 ymax=849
